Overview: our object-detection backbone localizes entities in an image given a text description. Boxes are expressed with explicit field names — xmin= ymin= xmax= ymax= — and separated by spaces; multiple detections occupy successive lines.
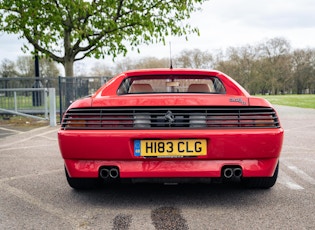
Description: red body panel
xmin=63 ymin=158 xmax=279 ymax=178
xmin=92 ymin=94 xmax=250 ymax=107
xmin=58 ymin=128 xmax=283 ymax=178
xmin=58 ymin=69 xmax=284 ymax=182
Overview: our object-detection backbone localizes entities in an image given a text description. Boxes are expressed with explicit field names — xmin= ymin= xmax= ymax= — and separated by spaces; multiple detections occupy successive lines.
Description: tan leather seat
xmin=188 ymin=84 xmax=211 ymax=93
xmin=129 ymin=84 xmax=154 ymax=93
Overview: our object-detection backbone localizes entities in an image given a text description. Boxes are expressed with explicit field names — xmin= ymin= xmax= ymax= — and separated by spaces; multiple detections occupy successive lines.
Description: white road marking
xmin=0 ymin=127 xmax=22 ymax=134
xmin=282 ymin=160 xmax=315 ymax=185
xmin=0 ymin=144 xmax=56 ymax=152
xmin=0 ymin=127 xmax=57 ymax=149
xmin=278 ymin=169 xmax=304 ymax=190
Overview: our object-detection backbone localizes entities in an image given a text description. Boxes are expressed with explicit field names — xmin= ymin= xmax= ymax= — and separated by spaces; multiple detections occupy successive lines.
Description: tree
xmin=113 ymin=57 xmax=137 ymax=75
xmin=217 ymin=46 xmax=257 ymax=91
xmin=16 ymin=56 xmax=60 ymax=77
xmin=256 ymin=37 xmax=291 ymax=94
xmin=175 ymin=48 xmax=213 ymax=69
xmin=0 ymin=0 xmax=206 ymax=77
xmin=90 ymin=61 xmax=113 ymax=77
xmin=0 ymin=59 xmax=17 ymax=95
xmin=112 ymin=56 xmax=169 ymax=75
xmin=291 ymin=49 xmax=315 ymax=94
xmin=0 ymin=59 xmax=17 ymax=78
xmin=133 ymin=57 xmax=169 ymax=69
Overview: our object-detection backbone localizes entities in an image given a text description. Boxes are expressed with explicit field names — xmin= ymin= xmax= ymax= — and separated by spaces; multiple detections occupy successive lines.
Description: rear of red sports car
xmin=58 ymin=69 xmax=284 ymax=189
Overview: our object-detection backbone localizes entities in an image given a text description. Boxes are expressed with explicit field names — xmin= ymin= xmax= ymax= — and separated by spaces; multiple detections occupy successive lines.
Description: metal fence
xmin=0 ymin=88 xmax=57 ymax=126
xmin=0 ymin=76 xmax=111 ymax=123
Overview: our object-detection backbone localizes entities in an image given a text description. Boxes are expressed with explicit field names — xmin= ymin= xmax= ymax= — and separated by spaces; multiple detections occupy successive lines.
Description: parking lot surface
xmin=0 ymin=126 xmax=23 ymax=138
xmin=0 ymin=105 xmax=315 ymax=229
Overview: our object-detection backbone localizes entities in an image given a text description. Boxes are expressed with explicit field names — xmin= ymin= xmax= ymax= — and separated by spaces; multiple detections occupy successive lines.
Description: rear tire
xmin=242 ymin=162 xmax=279 ymax=189
xmin=65 ymin=167 xmax=101 ymax=190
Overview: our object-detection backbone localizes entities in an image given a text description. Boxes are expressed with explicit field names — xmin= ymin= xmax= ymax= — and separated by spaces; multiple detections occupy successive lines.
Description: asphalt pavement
xmin=0 ymin=126 xmax=23 ymax=138
xmin=0 ymin=105 xmax=315 ymax=229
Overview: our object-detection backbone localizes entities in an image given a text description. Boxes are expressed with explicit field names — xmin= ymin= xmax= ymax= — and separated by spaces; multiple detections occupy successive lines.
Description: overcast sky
xmin=1 ymin=0 xmax=315 ymax=72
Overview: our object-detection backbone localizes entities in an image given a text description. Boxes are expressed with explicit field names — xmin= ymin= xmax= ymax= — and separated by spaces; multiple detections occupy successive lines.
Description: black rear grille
xmin=61 ymin=106 xmax=280 ymax=130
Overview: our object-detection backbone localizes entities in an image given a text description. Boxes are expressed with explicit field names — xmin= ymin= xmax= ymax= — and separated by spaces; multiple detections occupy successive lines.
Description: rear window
xmin=117 ymin=75 xmax=226 ymax=94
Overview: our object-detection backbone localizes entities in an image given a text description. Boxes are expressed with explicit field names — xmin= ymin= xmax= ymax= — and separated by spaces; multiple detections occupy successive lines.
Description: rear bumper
xmin=59 ymin=128 xmax=283 ymax=179
xmin=64 ymin=158 xmax=279 ymax=178
xmin=58 ymin=129 xmax=284 ymax=159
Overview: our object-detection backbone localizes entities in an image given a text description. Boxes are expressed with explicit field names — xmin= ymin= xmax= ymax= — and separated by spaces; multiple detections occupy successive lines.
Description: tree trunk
xmin=63 ymin=59 xmax=75 ymax=108
xmin=64 ymin=59 xmax=74 ymax=77
xmin=62 ymin=23 xmax=76 ymax=107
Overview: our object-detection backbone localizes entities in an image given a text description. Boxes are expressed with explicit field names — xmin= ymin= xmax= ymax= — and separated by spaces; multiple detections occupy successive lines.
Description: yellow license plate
xmin=134 ymin=139 xmax=207 ymax=157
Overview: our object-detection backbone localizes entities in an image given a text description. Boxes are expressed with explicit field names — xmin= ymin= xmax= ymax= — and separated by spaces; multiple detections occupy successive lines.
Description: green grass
xmin=1 ymin=95 xmax=60 ymax=110
xmin=261 ymin=94 xmax=315 ymax=109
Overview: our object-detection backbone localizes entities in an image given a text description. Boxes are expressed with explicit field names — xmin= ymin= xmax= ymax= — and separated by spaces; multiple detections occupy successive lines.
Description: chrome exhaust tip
xmin=99 ymin=168 xmax=110 ymax=179
xmin=223 ymin=168 xmax=233 ymax=179
xmin=233 ymin=168 xmax=242 ymax=177
xmin=109 ymin=168 xmax=119 ymax=179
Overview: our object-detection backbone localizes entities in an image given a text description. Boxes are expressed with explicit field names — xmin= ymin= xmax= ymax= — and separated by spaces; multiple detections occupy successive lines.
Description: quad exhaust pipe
xmin=99 ymin=167 xmax=120 ymax=179
xmin=100 ymin=166 xmax=241 ymax=180
xmin=223 ymin=167 xmax=242 ymax=179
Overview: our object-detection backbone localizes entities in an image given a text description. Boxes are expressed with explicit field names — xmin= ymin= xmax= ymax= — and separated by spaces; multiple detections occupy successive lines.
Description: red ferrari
xmin=58 ymin=69 xmax=284 ymax=189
